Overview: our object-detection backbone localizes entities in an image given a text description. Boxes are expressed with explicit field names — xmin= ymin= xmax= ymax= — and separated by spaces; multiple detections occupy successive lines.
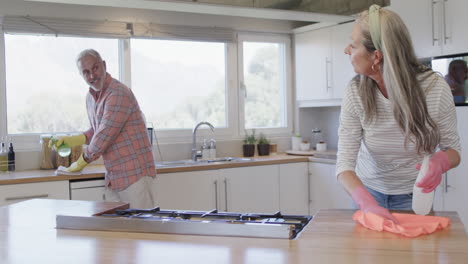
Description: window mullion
xmin=0 ymin=25 xmax=8 ymax=139
xmin=119 ymin=39 xmax=132 ymax=87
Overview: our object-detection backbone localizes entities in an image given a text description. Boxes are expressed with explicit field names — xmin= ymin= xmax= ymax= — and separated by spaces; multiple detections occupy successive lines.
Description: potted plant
xmin=243 ymin=130 xmax=256 ymax=157
xmin=257 ymin=133 xmax=270 ymax=156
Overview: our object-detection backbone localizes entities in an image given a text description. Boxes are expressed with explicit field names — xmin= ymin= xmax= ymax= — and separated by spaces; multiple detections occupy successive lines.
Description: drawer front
xmin=0 ymin=181 xmax=69 ymax=206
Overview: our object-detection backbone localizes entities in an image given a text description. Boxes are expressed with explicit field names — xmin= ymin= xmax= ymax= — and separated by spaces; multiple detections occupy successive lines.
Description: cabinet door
xmin=309 ymin=162 xmax=353 ymax=216
xmin=0 ymin=181 xmax=69 ymax=206
xmin=295 ymin=28 xmax=331 ymax=101
xmin=71 ymin=187 xmax=105 ymax=201
xmin=220 ymin=165 xmax=280 ymax=214
xmin=279 ymin=162 xmax=309 ymax=215
xmin=389 ymin=0 xmax=442 ymax=58
xmin=442 ymin=0 xmax=468 ymax=55
xmin=440 ymin=107 xmax=468 ymax=231
xmin=154 ymin=170 xmax=219 ymax=211
xmin=331 ymin=22 xmax=355 ymax=99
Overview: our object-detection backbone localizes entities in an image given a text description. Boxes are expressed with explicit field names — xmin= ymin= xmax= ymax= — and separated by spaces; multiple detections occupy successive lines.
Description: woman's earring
xmin=371 ymin=64 xmax=377 ymax=72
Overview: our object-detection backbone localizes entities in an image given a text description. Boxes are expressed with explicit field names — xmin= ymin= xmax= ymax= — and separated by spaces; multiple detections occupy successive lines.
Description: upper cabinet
xmin=390 ymin=0 xmax=468 ymax=58
xmin=294 ymin=22 xmax=355 ymax=107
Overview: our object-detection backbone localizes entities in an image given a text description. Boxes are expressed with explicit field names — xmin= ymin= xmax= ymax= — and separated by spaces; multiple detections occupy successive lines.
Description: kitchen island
xmin=1 ymin=199 xmax=467 ymax=264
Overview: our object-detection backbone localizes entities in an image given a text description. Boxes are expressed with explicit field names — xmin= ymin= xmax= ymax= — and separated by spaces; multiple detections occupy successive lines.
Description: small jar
xmin=201 ymin=139 xmax=210 ymax=160
xmin=209 ymin=139 xmax=216 ymax=159
xmin=54 ymin=134 xmax=70 ymax=167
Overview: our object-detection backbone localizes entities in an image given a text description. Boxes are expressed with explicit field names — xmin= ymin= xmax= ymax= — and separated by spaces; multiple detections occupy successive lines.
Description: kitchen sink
xmin=155 ymin=157 xmax=254 ymax=168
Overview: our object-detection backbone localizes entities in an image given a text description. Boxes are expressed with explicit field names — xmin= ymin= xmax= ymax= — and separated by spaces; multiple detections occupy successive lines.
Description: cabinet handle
xmin=442 ymin=0 xmax=449 ymax=44
xmin=224 ymin=178 xmax=228 ymax=212
xmin=308 ymin=172 xmax=312 ymax=203
xmin=214 ymin=180 xmax=218 ymax=210
xmin=325 ymin=57 xmax=332 ymax=91
xmin=431 ymin=0 xmax=439 ymax=45
xmin=5 ymin=194 xmax=49 ymax=201
xmin=444 ymin=172 xmax=449 ymax=193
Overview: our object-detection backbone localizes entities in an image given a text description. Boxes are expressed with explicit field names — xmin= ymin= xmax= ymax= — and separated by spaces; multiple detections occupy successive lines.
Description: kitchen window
xmin=3 ymin=34 xmax=119 ymax=134
xmin=238 ymin=34 xmax=293 ymax=135
xmin=0 ymin=27 xmax=292 ymax=149
xmin=130 ymin=39 xmax=228 ymax=130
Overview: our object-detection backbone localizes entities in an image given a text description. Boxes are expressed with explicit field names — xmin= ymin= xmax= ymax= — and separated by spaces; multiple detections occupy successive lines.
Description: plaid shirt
xmin=83 ymin=74 xmax=156 ymax=191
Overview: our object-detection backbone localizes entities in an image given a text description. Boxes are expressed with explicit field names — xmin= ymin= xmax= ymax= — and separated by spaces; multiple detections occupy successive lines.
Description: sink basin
xmin=155 ymin=157 xmax=254 ymax=168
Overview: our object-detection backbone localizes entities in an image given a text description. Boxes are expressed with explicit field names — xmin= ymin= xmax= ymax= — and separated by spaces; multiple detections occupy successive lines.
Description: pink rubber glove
xmin=351 ymin=185 xmax=399 ymax=224
xmin=415 ymin=151 xmax=451 ymax=193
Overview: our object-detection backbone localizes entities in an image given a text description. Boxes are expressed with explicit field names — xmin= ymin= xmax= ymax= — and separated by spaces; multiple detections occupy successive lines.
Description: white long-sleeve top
xmin=336 ymin=72 xmax=461 ymax=195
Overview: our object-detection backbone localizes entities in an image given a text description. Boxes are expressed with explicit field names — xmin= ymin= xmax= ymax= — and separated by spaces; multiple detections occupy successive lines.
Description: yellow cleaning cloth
xmin=353 ymin=210 xmax=450 ymax=238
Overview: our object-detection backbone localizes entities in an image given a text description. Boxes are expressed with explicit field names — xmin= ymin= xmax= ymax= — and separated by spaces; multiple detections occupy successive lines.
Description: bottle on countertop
xmin=412 ymin=156 xmax=434 ymax=215
xmin=0 ymin=141 xmax=7 ymax=172
xmin=8 ymin=139 xmax=15 ymax=172
xmin=201 ymin=138 xmax=210 ymax=160
xmin=209 ymin=139 xmax=216 ymax=159
xmin=311 ymin=128 xmax=324 ymax=150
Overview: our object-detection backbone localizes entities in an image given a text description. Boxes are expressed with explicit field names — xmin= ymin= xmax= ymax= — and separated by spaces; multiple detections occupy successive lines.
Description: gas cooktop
xmin=56 ymin=207 xmax=313 ymax=239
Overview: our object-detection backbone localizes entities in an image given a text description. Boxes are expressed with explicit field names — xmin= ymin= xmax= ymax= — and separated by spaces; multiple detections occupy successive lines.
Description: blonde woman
xmin=336 ymin=5 xmax=461 ymax=222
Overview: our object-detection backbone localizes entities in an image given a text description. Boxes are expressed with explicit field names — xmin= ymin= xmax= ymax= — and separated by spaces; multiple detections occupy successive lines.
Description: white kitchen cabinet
xmin=219 ymin=165 xmax=280 ymax=214
xmin=434 ymin=107 xmax=468 ymax=231
xmin=153 ymin=163 xmax=309 ymax=215
xmin=330 ymin=22 xmax=355 ymax=99
xmin=0 ymin=180 xmax=69 ymax=206
xmin=390 ymin=0 xmax=468 ymax=57
xmin=295 ymin=28 xmax=331 ymax=102
xmin=308 ymin=162 xmax=353 ymax=216
xmin=294 ymin=22 xmax=355 ymax=107
xmin=442 ymin=0 xmax=468 ymax=55
xmin=70 ymin=179 xmax=105 ymax=201
xmin=154 ymin=170 xmax=219 ymax=211
xmin=279 ymin=162 xmax=309 ymax=215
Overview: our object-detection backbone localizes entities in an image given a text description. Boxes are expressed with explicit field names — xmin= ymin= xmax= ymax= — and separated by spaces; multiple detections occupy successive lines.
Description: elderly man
xmin=445 ymin=59 xmax=468 ymax=103
xmin=52 ymin=49 xmax=156 ymax=208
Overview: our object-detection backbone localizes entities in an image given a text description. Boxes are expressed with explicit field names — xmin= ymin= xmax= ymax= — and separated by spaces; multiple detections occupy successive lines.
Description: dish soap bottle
xmin=8 ymin=139 xmax=15 ymax=172
xmin=412 ymin=156 xmax=434 ymax=215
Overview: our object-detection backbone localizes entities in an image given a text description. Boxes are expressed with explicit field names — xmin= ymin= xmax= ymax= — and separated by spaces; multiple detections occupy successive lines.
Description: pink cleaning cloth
xmin=353 ymin=210 xmax=450 ymax=238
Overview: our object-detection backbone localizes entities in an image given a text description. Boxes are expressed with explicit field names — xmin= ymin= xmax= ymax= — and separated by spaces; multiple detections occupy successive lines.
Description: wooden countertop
xmin=1 ymin=199 xmax=467 ymax=264
xmin=0 ymin=154 xmax=309 ymax=185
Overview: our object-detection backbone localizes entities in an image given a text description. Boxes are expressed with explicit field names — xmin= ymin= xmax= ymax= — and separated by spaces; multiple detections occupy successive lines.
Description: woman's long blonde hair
xmin=355 ymin=8 xmax=439 ymax=154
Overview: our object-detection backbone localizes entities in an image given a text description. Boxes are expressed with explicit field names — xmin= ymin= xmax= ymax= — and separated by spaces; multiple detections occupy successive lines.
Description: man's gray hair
xmin=76 ymin=49 xmax=103 ymax=67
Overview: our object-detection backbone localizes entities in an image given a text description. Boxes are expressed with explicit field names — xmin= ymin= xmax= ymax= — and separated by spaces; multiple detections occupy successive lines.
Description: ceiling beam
xmin=24 ymin=0 xmax=354 ymax=23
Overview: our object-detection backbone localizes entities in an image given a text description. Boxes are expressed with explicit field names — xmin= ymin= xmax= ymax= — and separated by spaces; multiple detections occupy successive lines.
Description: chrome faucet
xmin=192 ymin=121 xmax=215 ymax=161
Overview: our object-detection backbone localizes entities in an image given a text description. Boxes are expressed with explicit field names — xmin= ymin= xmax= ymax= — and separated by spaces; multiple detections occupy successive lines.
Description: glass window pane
xmin=130 ymin=39 xmax=227 ymax=130
xmin=243 ymin=41 xmax=286 ymax=129
xmin=5 ymin=34 xmax=119 ymax=134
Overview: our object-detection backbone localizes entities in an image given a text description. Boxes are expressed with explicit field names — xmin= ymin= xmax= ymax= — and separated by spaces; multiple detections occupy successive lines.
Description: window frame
xmin=237 ymin=33 xmax=293 ymax=138
xmin=0 ymin=27 xmax=293 ymax=151
xmin=126 ymin=38 xmax=239 ymax=143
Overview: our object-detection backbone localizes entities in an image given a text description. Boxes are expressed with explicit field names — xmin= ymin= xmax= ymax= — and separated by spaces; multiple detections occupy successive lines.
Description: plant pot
xmin=257 ymin=143 xmax=270 ymax=156
xmin=243 ymin=144 xmax=255 ymax=157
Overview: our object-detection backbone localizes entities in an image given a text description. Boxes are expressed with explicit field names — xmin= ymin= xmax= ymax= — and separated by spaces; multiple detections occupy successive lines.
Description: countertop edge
xmin=0 ymin=154 xmax=316 ymax=185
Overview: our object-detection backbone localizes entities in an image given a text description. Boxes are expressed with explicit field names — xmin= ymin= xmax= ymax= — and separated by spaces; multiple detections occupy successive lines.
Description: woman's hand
xmin=351 ymin=185 xmax=399 ymax=223
xmin=415 ymin=151 xmax=451 ymax=193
